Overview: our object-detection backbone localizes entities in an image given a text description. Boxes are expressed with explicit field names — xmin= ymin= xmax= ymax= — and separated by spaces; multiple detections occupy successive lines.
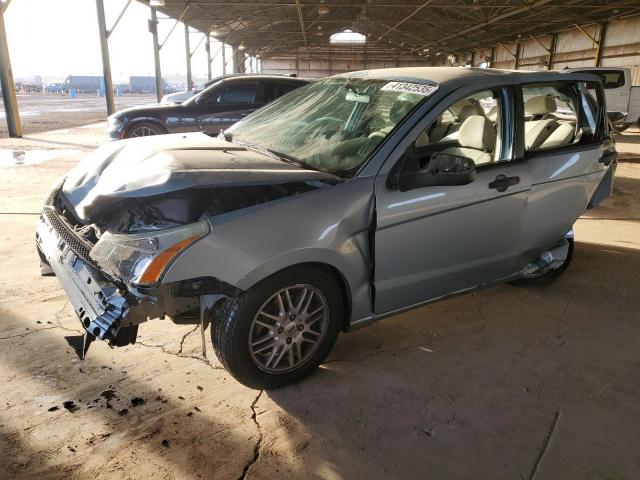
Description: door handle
xmin=489 ymin=174 xmax=520 ymax=192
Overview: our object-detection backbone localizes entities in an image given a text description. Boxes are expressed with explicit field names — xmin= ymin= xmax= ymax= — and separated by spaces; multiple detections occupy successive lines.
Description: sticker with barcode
xmin=381 ymin=82 xmax=439 ymax=96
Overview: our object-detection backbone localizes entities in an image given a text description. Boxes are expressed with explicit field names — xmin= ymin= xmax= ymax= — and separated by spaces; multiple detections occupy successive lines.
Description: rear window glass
xmin=576 ymin=70 xmax=625 ymax=89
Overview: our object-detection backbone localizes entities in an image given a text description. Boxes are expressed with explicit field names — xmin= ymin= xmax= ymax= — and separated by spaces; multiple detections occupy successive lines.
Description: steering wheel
xmin=290 ymin=116 xmax=343 ymax=146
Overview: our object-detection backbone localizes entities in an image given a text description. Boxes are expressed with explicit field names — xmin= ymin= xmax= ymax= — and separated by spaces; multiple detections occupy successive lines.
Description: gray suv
xmin=37 ymin=67 xmax=616 ymax=389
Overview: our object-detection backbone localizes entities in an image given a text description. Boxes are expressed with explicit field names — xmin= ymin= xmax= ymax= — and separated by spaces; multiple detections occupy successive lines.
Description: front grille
xmin=43 ymin=206 xmax=99 ymax=268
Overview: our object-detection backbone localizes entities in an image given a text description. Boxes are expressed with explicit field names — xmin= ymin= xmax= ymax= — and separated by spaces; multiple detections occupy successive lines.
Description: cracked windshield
xmin=226 ymin=78 xmax=436 ymax=176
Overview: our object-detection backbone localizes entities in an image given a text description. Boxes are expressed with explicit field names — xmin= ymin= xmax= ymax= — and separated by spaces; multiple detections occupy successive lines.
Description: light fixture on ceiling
xmin=238 ymin=43 xmax=246 ymax=50
xmin=318 ymin=5 xmax=330 ymax=15
xmin=150 ymin=0 xmax=165 ymax=6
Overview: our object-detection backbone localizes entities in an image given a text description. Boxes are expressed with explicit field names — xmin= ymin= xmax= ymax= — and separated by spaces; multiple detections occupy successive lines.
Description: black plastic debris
xmin=131 ymin=397 xmax=146 ymax=407
xmin=62 ymin=401 xmax=78 ymax=413
xmin=48 ymin=406 xmax=59 ymax=412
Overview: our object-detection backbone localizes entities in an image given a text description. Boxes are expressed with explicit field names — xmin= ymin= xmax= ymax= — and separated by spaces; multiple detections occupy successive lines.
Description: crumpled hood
xmin=62 ymin=133 xmax=338 ymax=221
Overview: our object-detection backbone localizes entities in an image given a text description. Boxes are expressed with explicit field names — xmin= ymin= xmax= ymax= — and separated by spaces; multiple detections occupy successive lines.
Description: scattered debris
xmin=131 ymin=397 xmax=146 ymax=407
xmin=117 ymin=408 xmax=129 ymax=416
xmin=161 ymin=439 xmax=170 ymax=448
xmin=67 ymin=446 xmax=76 ymax=453
xmin=48 ymin=406 xmax=59 ymax=412
xmin=187 ymin=412 xmax=194 ymax=417
xmin=100 ymin=386 xmax=117 ymax=401
xmin=62 ymin=401 xmax=78 ymax=413
xmin=194 ymin=406 xmax=202 ymax=412
xmin=196 ymin=385 xmax=203 ymax=391
xmin=178 ymin=396 xmax=185 ymax=400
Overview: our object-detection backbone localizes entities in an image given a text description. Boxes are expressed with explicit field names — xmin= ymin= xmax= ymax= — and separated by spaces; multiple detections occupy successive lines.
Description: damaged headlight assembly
xmin=90 ymin=220 xmax=210 ymax=285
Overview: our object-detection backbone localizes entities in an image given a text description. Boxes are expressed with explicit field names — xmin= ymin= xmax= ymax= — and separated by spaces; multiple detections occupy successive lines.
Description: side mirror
xmin=396 ymin=152 xmax=476 ymax=192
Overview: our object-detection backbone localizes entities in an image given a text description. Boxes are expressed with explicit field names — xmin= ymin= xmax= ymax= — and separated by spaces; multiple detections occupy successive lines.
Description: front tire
xmin=212 ymin=266 xmax=343 ymax=389
xmin=124 ymin=121 xmax=164 ymax=138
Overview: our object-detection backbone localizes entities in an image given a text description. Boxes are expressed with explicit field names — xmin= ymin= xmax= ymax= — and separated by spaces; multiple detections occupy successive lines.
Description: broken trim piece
xmin=36 ymin=213 xmax=133 ymax=344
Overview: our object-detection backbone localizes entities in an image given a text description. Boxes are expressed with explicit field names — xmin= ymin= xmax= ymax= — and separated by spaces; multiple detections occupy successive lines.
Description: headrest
xmin=524 ymin=96 xmax=556 ymax=115
xmin=458 ymin=103 xmax=484 ymax=122
xmin=458 ymin=115 xmax=494 ymax=152
xmin=415 ymin=130 xmax=430 ymax=148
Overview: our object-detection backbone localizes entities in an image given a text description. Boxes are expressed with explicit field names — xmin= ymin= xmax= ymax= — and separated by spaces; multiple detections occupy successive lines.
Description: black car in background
xmin=107 ymin=74 xmax=310 ymax=140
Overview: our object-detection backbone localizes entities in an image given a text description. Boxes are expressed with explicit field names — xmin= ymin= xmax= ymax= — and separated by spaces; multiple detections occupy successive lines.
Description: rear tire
xmin=512 ymin=238 xmax=574 ymax=286
xmin=125 ymin=121 xmax=164 ymax=138
xmin=212 ymin=266 xmax=343 ymax=389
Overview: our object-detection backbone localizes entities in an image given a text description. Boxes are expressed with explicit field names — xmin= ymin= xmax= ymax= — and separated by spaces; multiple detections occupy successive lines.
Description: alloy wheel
xmin=248 ymin=284 xmax=329 ymax=373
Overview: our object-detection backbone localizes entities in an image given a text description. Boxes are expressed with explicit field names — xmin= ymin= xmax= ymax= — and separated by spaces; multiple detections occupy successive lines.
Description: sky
xmin=5 ymin=0 xmax=232 ymax=84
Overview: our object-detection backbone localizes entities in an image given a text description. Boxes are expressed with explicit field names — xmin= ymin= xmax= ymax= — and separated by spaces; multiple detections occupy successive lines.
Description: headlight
xmin=107 ymin=115 xmax=124 ymax=127
xmin=90 ymin=220 xmax=210 ymax=285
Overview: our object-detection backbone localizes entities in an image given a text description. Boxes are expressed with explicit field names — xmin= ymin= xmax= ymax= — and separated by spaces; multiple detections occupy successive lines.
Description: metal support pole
xmin=95 ymin=0 xmax=115 ymax=115
xmin=205 ymin=36 xmax=212 ymax=80
xmin=149 ymin=7 xmax=163 ymax=102
xmin=470 ymin=50 xmax=475 ymax=67
xmin=184 ymin=24 xmax=192 ymax=90
xmin=490 ymin=47 xmax=495 ymax=68
xmin=514 ymin=42 xmax=521 ymax=70
xmin=221 ymin=42 xmax=227 ymax=75
xmin=547 ymin=33 xmax=557 ymax=70
xmin=0 ymin=5 xmax=22 ymax=137
xmin=595 ymin=23 xmax=607 ymax=67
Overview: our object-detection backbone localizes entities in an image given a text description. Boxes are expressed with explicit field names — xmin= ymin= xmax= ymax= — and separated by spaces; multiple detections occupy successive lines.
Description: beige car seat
xmin=442 ymin=115 xmax=495 ymax=165
xmin=539 ymin=123 xmax=575 ymax=149
xmin=524 ymin=96 xmax=558 ymax=150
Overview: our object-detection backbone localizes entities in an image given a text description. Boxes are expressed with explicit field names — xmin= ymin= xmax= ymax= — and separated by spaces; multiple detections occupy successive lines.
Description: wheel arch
xmin=242 ymin=261 xmax=354 ymax=331
xmin=124 ymin=117 xmax=168 ymax=136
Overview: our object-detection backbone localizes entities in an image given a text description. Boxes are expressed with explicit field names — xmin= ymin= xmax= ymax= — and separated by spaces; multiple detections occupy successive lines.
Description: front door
xmin=185 ymin=81 xmax=259 ymax=135
xmin=374 ymin=87 xmax=531 ymax=315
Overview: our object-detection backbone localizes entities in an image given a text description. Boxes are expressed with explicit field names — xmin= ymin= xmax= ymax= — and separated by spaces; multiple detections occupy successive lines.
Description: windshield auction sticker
xmin=381 ymin=82 xmax=439 ymax=97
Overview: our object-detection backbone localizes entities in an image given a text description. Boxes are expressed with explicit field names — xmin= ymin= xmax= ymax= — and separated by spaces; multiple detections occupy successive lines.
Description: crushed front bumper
xmin=36 ymin=206 xmax=135 ymax=342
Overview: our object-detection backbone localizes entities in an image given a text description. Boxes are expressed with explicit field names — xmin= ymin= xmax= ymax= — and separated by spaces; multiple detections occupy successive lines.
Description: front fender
xmin=162 ymin=178 xmax=375 ymax=323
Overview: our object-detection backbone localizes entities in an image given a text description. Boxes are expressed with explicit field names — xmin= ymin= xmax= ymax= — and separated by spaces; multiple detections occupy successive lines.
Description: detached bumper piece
xmin=36 ymin=206 xmax=136 ymax=356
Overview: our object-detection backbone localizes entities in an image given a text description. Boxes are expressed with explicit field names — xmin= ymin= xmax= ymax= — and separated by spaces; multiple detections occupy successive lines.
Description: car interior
xmin=402 ymin=84 xmax=593 ymax=175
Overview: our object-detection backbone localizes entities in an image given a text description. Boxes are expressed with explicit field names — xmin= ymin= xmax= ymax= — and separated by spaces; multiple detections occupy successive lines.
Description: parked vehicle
xmin=564 ymin=67 xmax=640 ymax=131
xmin=129 ymin=76 xmax=169 ymax=94
xmin=107 ymin=74 xmax=310 ymax=139
xmin=61 ymin=75 xmax=104 ymax=93
xmin=15 ymin=75 xmax=43 ymax=92
xmin=160 ymin=74 xmax=239 ymax=105
xmin=37 ymin=67 xmax=616 ymax=388
xmin=43 ymin=82 xmax=63 ymax=94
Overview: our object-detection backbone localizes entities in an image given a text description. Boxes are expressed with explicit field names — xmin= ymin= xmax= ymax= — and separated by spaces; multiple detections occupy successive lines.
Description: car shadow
xmin=266 ymin=241 xmax=640 ymax=478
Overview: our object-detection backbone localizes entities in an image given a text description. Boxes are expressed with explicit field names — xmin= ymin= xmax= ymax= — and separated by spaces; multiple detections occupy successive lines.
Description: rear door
xmin=519 ymin=80 xmax=611 ymax=261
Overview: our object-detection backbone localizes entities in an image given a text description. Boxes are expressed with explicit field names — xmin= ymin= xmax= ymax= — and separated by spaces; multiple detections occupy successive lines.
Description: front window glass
xmin=213 ymin=83 xmax=258 ymax=104
xmin=402 ymin=89 xmax=504 ymax=174
xmin=226 ymin=78 xmax=434 ymax=176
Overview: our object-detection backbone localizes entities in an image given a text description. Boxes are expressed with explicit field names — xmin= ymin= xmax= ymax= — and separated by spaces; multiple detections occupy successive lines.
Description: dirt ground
xmin=0 ymin=125 xmax=639 ymax=480
xmin=0 ymin=93 xmax=157 ymax=136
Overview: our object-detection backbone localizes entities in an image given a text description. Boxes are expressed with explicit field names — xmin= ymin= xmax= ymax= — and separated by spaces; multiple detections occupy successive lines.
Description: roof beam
xmin=417 ymin=0 xmax=555 ymax=50
xmin=377 ymin=0 xmax=435 ymax=41
xmin=294 ymin=0 xmax=308 ymax=50
xmin=159 ymin=4 xmax=190 ymax=50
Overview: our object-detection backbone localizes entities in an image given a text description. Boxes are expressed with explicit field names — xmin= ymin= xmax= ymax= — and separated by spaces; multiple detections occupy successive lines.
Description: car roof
xmin=338 ymin=66 xmax=600 ymax=86
xmin=213 ymin=74 xmax=310 ymax=84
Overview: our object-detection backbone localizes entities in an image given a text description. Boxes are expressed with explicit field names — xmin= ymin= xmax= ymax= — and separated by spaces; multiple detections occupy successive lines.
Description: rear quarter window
xmin=576 ymin=70 xmax=625 ymax=89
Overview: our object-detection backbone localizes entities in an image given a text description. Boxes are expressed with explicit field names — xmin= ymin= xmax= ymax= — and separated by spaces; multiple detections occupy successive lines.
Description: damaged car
xmin=37 ymin=67 xmax=617 ymax=389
